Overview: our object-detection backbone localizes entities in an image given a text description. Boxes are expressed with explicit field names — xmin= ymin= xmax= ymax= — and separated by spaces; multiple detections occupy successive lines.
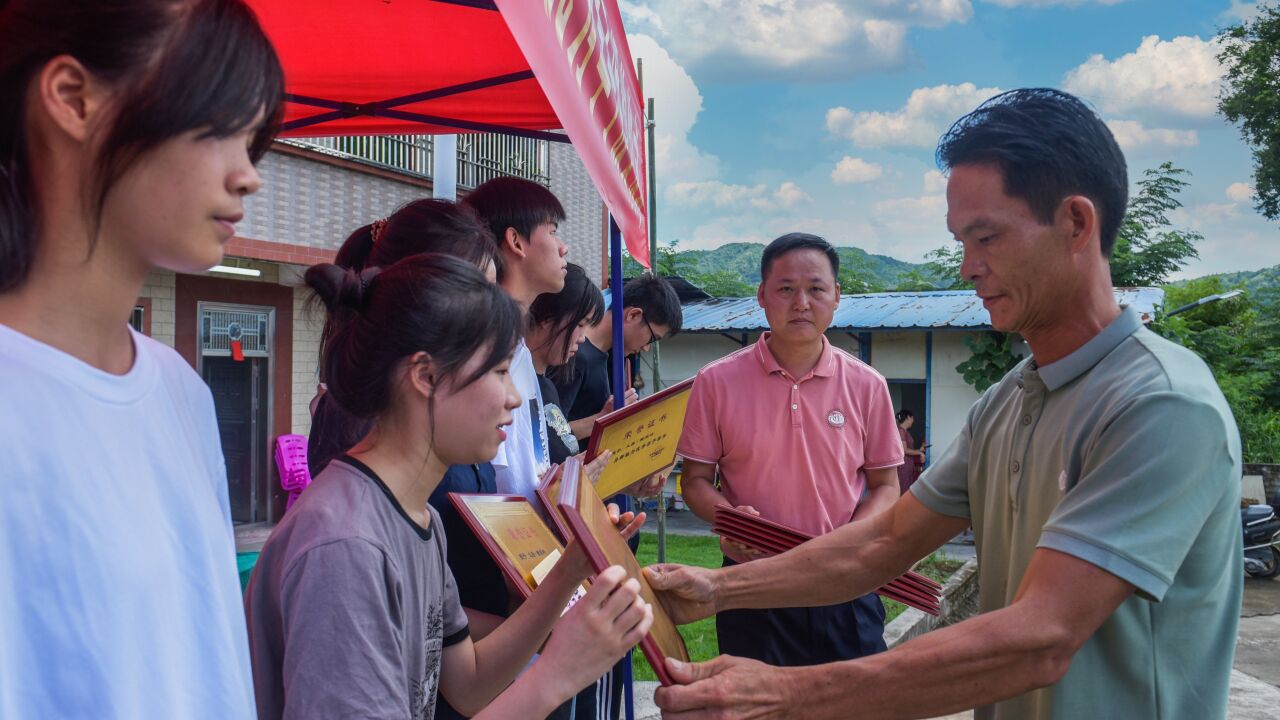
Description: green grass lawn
xmin=630 ymin=531 xmax=965 ymax=681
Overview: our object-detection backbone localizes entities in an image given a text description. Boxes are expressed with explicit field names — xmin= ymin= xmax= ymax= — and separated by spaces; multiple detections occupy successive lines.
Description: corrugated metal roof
xmin=680 ymin=288 xmax=1165 ymax=332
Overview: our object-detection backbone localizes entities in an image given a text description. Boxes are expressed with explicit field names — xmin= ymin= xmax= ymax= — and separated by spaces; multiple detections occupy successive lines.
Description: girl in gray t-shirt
xmin=246 ymin=256 xmax=653 ymax=719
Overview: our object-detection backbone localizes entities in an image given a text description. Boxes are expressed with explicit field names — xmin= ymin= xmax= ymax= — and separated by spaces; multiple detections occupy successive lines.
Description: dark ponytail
xmin=0 ymin=0 xmax=283 ymax=292
xmin=306 ymin=254 xmax=521 ymax=420
xmin=895 ymin=409 xmax=914 ymax=424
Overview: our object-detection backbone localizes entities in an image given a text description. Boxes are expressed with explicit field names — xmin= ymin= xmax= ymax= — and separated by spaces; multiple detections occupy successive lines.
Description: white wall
xmin=654 ymin=333 xmax=757 ymax=386
xmin=928 ymin=332 xmax=983 ymax=457
xmin=868 ymin=331 xmax=926 ymax=380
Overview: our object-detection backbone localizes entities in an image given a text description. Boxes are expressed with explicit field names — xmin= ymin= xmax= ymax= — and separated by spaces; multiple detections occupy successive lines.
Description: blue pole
xmin=608 ymin=216 xmax=635 ymax=720
xmin=924 ymin=331 xmax=933 ymax=466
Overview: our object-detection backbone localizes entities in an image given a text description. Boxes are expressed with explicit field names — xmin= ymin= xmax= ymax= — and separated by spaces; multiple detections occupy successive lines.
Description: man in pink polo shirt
xmin=677 ymin=232 xmax=905 ymax=667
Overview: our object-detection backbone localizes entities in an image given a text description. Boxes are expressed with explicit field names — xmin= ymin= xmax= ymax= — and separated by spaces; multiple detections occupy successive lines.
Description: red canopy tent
xmin=248 ymin=0 xmax=650 ymax=267
xmin=247 ymin=1 xmax=652 ymax=715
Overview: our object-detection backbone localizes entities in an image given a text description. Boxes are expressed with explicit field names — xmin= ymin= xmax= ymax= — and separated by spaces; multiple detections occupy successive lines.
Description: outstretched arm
xmin=656 ymin=547 xmax=1134 ymax=719
xmin=647 ymin=493 xmax=965 ymax=624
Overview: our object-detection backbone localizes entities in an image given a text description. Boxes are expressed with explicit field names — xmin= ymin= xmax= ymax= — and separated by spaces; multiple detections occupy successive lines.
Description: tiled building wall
xmin=549 ymin=142 xmax=606 ymax=286
xmin=291 ymin=286 xmax=324 ymax=439
xmin=139 ymin=270 xmax=176 ymax=347
xmin=240 ymin=147 xmax=431 ymax=251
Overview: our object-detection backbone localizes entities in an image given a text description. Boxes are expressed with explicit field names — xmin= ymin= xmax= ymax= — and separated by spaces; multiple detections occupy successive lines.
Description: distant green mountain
xmin=625 ymin=244 xmax=1280 ymax=301
xmin=675 ymin=242 xmax=922 ymax=286
xmin=1201 ymin=264 xmax=1280 ymax=297
xmin=624 ymin=242 xmax=941 ymax=294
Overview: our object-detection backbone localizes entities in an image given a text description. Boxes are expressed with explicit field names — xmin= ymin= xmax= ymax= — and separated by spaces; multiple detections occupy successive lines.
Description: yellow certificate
xmin=586 ymin=377 xmax=694 ymax=498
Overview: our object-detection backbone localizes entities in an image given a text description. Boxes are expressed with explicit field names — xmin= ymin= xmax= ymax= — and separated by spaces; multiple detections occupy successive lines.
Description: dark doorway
xmin=198 ymin=302 xmax=275 ymax=524
xmin=203 ymin=355 xmax=271 ymax=523
xmin=888 ymin=380 xmax=927 ymax=449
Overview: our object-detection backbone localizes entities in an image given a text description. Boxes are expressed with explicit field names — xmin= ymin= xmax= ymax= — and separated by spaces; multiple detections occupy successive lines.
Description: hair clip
xmin=370 ymin=217 xmax=389 ymax=244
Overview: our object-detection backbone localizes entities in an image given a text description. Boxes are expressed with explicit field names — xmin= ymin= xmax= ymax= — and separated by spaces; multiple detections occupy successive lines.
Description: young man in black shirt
xmin=554 ymin=275 xmax=683 ymax=440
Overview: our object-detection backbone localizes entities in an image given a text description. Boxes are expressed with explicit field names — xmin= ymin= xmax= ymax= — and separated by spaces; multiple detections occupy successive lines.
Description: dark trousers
xmin=715 ymin=558 xmax=887 ymax=666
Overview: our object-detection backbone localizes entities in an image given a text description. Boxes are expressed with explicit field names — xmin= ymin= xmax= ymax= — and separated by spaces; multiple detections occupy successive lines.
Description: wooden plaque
xmin=555 ymin=456 xmax=690 ymax=686
xmin=448 ymin=493 xmax=567 ymax=599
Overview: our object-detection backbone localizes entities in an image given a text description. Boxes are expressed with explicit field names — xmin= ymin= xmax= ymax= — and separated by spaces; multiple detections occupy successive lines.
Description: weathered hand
xmin=642 ymin=563 xmax=720 ymax=625
xmin=607 ymin=502 xmax=647 ymax=540
xmin=654 ymin=655 xmax=798 ymax=719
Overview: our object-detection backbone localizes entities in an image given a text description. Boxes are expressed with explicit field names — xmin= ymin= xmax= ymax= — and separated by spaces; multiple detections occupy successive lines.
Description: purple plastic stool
xmin=274 ymin=434 xmax=312 ymax=500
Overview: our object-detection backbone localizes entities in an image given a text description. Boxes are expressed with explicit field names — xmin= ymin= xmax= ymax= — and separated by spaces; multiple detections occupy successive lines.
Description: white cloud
xmin=870 ymin=194 xmax=952 ymax=258
xmin=923 ymin=170 xmax=948 ymax=194
xmin=1170 ymin=203 xmax=1280 ymax=277
xmin=827 ymin=83 xmax=1004 ymax=148
xmin=1105 ymin=120 xmax=1198 ymax=151
xmin=983 ymin=0 xmax=1126 ymax=6
xmin=831 ymin=156 xmax=884 ymax=184
xmin=1063 ymin=35 xmax=1224 ymax=121
xmin=686 ymin=218 xmax=771 ymax=250
xmin=666 ymin=180 xmax=810 ymax=211
xmin=1223 ymin=1 xmax=1265 ymax=23
xmin=874 ymin=194 xmax=947 ymax=223
xmin=667 ymin=181 xmax=762 ymax=208
xmin=1226 ymin=182 xmax=1254 ymax=203
xmin=627 ymin=34 xmax=719 ymax=183
xmin=620 ymin=0 xmax=973 ymax=80
xmin=773 ymin=181 xmax=812 ymax=209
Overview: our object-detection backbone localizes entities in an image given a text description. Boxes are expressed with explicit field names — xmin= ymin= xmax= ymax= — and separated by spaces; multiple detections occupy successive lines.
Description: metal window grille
xmin=200 ymin=308 xmax=272 ymax=357
xmin=280 ymin=132 xmax=549 ymax=188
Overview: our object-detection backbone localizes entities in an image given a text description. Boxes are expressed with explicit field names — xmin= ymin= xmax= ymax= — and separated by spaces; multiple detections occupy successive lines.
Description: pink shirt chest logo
xmin=827 ymin=409 xmax=846 ymax=428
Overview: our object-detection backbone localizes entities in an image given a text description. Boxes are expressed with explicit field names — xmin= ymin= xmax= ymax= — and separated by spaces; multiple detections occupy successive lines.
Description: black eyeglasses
xmin=643 ymin=316 xmax=662 ymax=347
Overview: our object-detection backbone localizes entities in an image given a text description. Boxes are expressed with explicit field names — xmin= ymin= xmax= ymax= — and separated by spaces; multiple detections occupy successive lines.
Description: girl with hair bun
xmin=307 ymin=198 xmax=501 ymax=476
xmin=245 ymin=254 xmax=653 ymax=720
xmin=0 ymin=1 xmax=282 ymax=717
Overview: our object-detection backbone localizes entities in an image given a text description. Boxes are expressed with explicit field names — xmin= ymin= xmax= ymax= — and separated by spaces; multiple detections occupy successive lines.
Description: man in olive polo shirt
xmin=646 ymin=88 xmax=1243 ymax=720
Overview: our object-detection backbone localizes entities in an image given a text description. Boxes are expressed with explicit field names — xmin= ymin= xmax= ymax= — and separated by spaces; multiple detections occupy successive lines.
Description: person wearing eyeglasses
xmin=553 ymin=274 xmax=683 ymax=442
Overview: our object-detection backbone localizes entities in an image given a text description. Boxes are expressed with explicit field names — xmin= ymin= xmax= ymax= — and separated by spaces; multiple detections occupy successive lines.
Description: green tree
xmin=837 ymin=254 xmax=887 ymax=293
xmin=1218 ymin=3 xmax=1280 ymax=220
xmin=922 ymin=245 xmax=968 ymax=290
xmin=1154 ymin=277 xmax=1280 ymax=463
xmin=955 ymin=332 xmax=1022 ymax=393
xmin=1110 ymin=162 xmax=1202 ymax=286
xmin=689 ymin=270 xmax=756 ymax=298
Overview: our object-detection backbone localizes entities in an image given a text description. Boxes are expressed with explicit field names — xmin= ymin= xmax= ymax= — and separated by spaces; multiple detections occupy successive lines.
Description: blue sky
xmin=621 ymin=0 xmax=1276 ymax=278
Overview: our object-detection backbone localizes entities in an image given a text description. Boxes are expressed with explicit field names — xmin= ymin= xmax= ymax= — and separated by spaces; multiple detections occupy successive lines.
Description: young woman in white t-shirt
xmin=246 ymin=254 xmax=653 ymax=718
xmin=0 ymin=2 xmax=283 ymax=717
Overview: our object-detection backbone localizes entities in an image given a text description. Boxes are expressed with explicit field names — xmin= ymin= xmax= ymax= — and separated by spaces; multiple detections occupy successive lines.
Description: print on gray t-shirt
xmin=245 ymin=456 xmax=470 ymax=720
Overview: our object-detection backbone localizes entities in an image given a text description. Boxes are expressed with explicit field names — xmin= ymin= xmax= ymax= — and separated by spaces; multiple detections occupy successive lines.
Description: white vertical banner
xmin=433 ymin=134 xmax=458 ymax=200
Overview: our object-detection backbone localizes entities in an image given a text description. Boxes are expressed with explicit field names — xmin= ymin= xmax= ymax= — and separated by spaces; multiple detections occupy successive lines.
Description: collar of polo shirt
xmin=754 ymin=332 xmax=837 ymax=382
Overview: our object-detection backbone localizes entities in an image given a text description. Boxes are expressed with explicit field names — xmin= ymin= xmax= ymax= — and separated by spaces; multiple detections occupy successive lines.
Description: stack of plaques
xmin=713 ymin=505 xmax=943 ymax=616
